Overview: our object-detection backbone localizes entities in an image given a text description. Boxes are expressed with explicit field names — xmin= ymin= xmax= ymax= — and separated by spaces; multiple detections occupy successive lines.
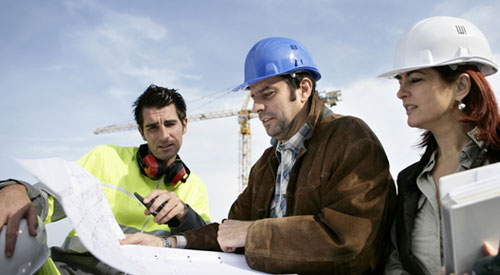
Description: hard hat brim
xmin=378 ymin=57 xmax=498 ymax=79
xmin=233 ymin=68 xmax=321 ymax=92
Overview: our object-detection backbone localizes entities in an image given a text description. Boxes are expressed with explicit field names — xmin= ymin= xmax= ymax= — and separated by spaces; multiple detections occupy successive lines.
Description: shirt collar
xmin=465 ymin=126 xmax=485 ymax=148
xmin=421 ymin=151 xmax=437 ymax=174
xmin=276 ymin=123 xmax=311 ymax=158
xmin=420 ymin=126 xmax=484 ymax=175
xmin=458 ymin=127 xmax=485 ymax=170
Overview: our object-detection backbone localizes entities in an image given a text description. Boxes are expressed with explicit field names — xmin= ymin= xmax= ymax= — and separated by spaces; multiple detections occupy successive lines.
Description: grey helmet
xmin=0 ymin=216 xmax=49 ymax=275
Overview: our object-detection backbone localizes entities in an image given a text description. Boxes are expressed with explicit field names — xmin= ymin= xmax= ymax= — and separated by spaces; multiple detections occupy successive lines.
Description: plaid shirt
xmin=270 ymin=123 xmax=311 ymax=218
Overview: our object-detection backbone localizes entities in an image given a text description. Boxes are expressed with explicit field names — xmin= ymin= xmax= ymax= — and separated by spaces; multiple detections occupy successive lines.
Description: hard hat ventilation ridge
xmin=455 ymin=25 xmax=467 ymax=35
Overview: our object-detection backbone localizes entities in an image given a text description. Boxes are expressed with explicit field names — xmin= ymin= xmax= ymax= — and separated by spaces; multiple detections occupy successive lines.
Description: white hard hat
xmin=379 ymin=16 xmax=498 ymax=78
xmin=0 ymin=217 xmax=49 ymax=275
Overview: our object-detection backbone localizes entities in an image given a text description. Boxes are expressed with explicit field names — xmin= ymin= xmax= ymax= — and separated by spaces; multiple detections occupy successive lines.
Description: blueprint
xmin=17 ymin=157 xmax=264 ymax=275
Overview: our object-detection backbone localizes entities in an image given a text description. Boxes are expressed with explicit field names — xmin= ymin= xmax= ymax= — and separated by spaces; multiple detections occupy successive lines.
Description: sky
xmin=1 ymin=0 xmax=500 ymax=247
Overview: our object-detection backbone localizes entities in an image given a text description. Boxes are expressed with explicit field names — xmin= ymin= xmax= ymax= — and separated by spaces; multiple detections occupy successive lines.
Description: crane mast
xmin=238 ymin=92 xmax=252 ymax=192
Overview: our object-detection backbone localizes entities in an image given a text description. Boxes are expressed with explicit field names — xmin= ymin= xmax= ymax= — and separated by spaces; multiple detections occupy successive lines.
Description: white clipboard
xmin=439 ymin=162 xmax=500 ymax=274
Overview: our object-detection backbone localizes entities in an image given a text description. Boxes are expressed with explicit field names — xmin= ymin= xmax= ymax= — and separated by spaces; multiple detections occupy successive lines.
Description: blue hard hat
xmin=233 ymin=37 xmax=321 ymax=91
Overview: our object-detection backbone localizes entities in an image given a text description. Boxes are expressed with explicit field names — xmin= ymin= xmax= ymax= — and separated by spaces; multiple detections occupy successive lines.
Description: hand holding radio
xmin=134 ymin=191 xmax=187 ymax=227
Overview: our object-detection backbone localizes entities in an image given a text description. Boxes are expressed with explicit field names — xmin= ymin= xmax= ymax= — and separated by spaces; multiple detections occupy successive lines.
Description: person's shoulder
xmin=317 ymin=114 xmax=380 ymax=142
xmin=396 ymin=161 xmax=420 ymax=191
xmin=319 ymin=114 xmax=370 ymax=130
xmin=257 ymin=146 xmax=275 ymax=160
xmin=90 ymin=144 xmax=136 ymax=154
xmin=250 ymin=146 xmax=275 ymax=173
xmin=180 ymin=172 xmax=209 ymax=194
xmin=185 ymin=172 xmax=203 ymax=184
xmin=398 ymin=161 xmax=420 ymax=178
xmin=84 ymin=144 xmax=138 ymax=162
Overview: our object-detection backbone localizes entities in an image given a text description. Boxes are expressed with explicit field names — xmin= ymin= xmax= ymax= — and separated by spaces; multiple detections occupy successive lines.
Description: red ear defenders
xmin=136 ymin=144 xmax=190 ymax=186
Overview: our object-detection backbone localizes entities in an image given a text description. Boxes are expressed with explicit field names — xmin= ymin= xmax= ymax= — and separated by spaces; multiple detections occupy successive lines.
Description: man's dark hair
xmin=133 ymin=84 xmax=187 ymax=130
xmin=280 ymin=72 xmax=317 ymax=101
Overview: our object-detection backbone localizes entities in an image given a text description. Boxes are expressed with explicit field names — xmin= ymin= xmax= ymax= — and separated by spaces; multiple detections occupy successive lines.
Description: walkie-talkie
xmin=134 ymin=192 xmax=180 ymax=227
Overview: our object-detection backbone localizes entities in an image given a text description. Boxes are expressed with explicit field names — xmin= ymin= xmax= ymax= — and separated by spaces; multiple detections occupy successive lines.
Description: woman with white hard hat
xmin=380 ymin=16 xmax=500 ymax=274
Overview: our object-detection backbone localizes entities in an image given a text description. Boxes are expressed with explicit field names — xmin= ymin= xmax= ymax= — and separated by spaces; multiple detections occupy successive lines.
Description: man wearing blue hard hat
xmin=124 ymin=37 xmax=396 ymax=274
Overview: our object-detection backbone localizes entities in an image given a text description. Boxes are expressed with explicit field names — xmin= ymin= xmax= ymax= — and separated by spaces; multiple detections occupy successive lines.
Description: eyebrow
xmin=144 ymin=122 xmax=159 ymax=129
xmin=252 ymin=85 xmax=275 ymax=97
xmin=396 ymin=70 xmax=427 ymax=80
xmin=408 ymin=70 xmax=426 ymax=76
xmin=144 ymin=119 xmax=178 ymax=128
xmin=258 ymin=85 xmax=272 ymax=93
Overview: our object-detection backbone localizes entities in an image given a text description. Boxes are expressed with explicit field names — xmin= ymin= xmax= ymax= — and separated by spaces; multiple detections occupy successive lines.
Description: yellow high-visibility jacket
xmin=62 ymin=145 xmax=211 ymax=252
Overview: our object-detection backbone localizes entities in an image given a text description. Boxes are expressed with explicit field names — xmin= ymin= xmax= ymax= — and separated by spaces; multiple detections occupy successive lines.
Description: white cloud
xmin=39 ymin=64 xmax=74 ymax=71
xmin=60 ymin=5 xmax=202 ymax=93
xmin=106 ymin=87 xmax=133 ymax=98
xmin=110 ymin=13 xmax=166 ymax=41
xmin=121 ymin=66 xmax=202 ymax=83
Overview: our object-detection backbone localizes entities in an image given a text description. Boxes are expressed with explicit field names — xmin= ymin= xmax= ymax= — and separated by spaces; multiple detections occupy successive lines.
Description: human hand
xmin=483 ymin=242 xmax=498 ymax=256
xmin=143 ymin=190 xmax=187 ymax=225
xmin=217 ymin=220 xmax=253 ymax=253
xmin=0 ymin=184 xmax=37 ymax=257
xmin=443 ymin=243 xmax=499 ymax=275
xmin=471 ymin=242 xmax=500 ymax=275
xmin=120 ymin=233 xmax=163 ymax=247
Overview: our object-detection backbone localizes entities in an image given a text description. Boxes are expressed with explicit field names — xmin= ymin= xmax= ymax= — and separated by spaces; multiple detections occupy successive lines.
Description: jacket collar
xmin=270 ymin=92 xmax=332 ymax=146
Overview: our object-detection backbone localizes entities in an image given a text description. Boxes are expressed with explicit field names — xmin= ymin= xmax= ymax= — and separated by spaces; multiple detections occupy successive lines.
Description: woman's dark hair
xmin=420 ymin=65 xmax=500 ymax=151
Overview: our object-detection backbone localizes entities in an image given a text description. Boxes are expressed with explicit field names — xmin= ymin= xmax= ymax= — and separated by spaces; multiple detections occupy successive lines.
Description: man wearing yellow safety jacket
xmin=0 ymin=84 xmax=211 ymax=274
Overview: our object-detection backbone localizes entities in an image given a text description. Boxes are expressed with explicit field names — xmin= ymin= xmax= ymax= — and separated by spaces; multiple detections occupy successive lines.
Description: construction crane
xmin=93 ymin=90 xmax=340 ymax=191
xmin=238 ymin=92 xmax=252 ymax=192
xmin=319 ymin=90 xmax=342 ymax=107
xmin=93 ymin=109 xmax=243 ymax=134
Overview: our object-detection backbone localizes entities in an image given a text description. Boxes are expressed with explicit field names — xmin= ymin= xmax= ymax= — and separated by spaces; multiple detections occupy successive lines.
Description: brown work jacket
xmin=183 ymin=93 xmax=396 ymax=274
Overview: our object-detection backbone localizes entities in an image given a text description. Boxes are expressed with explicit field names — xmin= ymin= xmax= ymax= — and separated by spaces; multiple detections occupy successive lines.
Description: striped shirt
xmin=270 ymin=123 xmax=311 ymax=218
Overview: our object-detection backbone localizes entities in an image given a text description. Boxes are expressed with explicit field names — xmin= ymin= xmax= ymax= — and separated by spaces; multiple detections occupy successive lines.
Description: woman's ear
xmin=455 ymin=73 xmax=471 ymax=101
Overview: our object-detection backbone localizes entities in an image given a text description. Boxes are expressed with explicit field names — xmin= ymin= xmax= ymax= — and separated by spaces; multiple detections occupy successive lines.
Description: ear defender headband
xmin=136 ymin=144 xmax=190 ymax=186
